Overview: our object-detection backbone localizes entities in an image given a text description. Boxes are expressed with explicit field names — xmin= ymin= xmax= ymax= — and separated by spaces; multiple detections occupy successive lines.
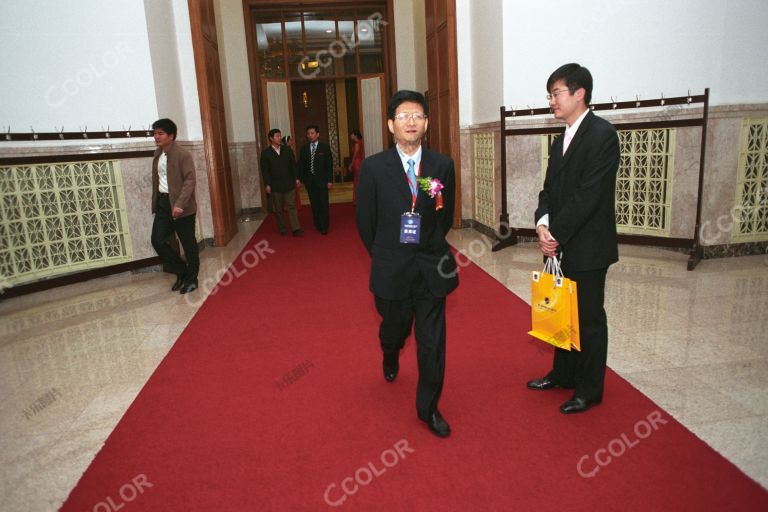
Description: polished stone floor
xmin=1 ymin=220 xmax=766 ymax=510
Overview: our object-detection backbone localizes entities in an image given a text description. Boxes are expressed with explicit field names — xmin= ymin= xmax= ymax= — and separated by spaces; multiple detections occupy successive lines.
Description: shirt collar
xmin=565 ymin=109 xmax=589 ymax=136
xmin=396 ymin=144 xmax=422 ymax=174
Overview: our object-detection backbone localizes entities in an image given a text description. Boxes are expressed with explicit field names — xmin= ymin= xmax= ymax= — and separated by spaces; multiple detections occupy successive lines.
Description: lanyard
xmin=405 ymin=161 xmax=422 ymax=212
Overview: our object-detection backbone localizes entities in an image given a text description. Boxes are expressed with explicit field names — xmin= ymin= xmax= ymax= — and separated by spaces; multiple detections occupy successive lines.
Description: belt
xmin=158 ymin=192 xmax=169 ymax=197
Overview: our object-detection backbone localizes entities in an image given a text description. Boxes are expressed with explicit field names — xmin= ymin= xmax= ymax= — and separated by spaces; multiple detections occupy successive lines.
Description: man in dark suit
xmin=298 ymin=125 xmax=333 ymax=234
xmin=150 ymin=118 xmax=199 ymax=294
xmin=356 ymin=90 xmax=458 ymax=437
xmin=261 ymin=128 xmax=302 ymax=236
xmin=526 ymin=63 xmax=620 ymax=414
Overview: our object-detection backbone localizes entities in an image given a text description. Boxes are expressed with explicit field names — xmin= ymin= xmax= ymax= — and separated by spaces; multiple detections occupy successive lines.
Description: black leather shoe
xmin=171 ymin=275 xmax=185 ymax=292
xmin=292 ymin=229 xmax=303 ymax=236
xmin=179 ymin=281 xmax=198 ymax=294
xmin=526 ymin=377 xmax=557 ymax=390
xmin=382 ymin=351 xmax=399 ymax=382
xmin=560 ymin=396 xmax=601 ymax=414
xmin=423 ymin=410 xmax=451 ymax=437
xmin=320 ymin=229 xmax=328 ymax=235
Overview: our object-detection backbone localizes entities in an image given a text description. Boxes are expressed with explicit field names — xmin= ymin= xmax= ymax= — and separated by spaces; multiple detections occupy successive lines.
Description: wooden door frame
xmin=188 ymin=0 xmax=237 ymax=246
xmin=424 ymin=0 xmax=461 ymax=228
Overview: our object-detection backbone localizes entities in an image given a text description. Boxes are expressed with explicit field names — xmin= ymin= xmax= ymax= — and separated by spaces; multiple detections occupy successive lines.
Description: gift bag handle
xmin=543 ymin=255 xmax=564 ymax=278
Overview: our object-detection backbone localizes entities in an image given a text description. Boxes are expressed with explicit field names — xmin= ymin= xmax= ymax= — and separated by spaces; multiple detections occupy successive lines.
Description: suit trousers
xmin=272 ymin=189 xmax=300 ymax=233
xmin=151 ymin=194 xmax=199 ymax=283
xmin=547 ymin=268 xmax=608 ymax=401
xmin=305 ymin=182 xmax=330 ymax=232
xmin=374 ymin=273 xmax=447 ymax=419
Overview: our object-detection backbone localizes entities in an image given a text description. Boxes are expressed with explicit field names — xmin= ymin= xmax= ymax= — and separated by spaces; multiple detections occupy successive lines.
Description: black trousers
xmin=151 ymin=194 xmax=199 ymax=283
xmin=547 ymin=268 xmax=608 ymax=401
xmin=305 ymin=183 xmax=329 ymax=232
xmin=374 ymin=274 xmax=447 ymax=420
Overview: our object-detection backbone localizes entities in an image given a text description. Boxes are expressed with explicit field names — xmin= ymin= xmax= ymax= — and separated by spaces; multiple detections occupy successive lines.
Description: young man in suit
xmin=298 ymin=125 xmax=333 ymax=234
xmin=526 ymin=63 xmax=620 ymax=414
xmin=356 ymin=90 xmax=458 ymax=437
xmin=150 ymin=118 xmax=199 ymax=294
xmin=261 ymin=128 xmax=302 ymax=236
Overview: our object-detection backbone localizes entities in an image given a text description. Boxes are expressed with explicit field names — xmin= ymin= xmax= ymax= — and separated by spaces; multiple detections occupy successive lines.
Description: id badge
xmin=400 ymin=212 xmax=421 ymax=244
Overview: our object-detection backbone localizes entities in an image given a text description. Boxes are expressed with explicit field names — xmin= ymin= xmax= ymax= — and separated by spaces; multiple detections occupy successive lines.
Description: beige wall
xmin=394 ymin=0 xmax=427 ymax=93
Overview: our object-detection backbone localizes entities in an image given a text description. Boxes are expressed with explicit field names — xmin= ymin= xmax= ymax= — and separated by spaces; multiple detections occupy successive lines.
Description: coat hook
xmin=611 ymin=96 xmax=617 ymax=109
xmin=687 ymin=89 xmax=692 ymax=104
xmin=30 ymin=126 xmax=38 ymax=140
xmin=660 ymin=92 xmax=665 ymax=106
xmin=635 ymin=95 xmax=641 ymax=108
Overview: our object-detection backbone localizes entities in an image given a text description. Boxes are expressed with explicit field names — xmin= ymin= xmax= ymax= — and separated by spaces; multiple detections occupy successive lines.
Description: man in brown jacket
xmin=151 ymin=118 xmax=199 ymax=294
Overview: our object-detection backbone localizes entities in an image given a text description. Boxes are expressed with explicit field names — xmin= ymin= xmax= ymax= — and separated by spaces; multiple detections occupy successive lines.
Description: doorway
xmin=244 ymin=3 xmax=394 ymax=206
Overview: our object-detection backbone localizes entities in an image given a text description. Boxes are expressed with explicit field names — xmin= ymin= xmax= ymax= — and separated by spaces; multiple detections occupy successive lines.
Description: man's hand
xmin=537 ymin=225 xmax=559 ymax=257
xmin=295 ymin=180 xmax=301 ymax=188
xmin=327 ymin=182 xmax=333 ymax=189
xmin=265 ymin=185 xmax=271 ymax=194
xmin=172 ymin=206 xmax=184 ymax=219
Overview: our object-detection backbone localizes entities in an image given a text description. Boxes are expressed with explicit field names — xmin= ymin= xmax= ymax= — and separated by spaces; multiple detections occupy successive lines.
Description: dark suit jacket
xmin=261 ymin=145 xmax=297 ymax=193
xmin=535 ymin=111 xmax=620 ymax=273
xmin=356 ymin=147 xmax=458 ymax=300
xmin=151 ymin=141 xmax=197 ymax=218
xmin=298 ymin=141 xmax=333 ymax=187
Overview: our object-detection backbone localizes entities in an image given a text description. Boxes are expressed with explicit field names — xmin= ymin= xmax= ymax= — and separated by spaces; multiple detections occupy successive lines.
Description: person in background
xmin=150 ymin=118 xmax=199 ymax=294
xmin=261 ymin=128 xmax=302 ymax=236
xmin=348 ymin=129 xmax=364 ymax=205
xmin=298 ymin=125 xmax=333 ymax=234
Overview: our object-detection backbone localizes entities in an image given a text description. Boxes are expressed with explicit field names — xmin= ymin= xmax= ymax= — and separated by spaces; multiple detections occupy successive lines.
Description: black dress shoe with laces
xmin=526 ymin=377 xmax=557 ymax=390
xmin=171 ymin=275 xmax=185 ymax=292
xmin=422 ymin=410 xmax=451 ymax=438
xmin=382 ymin=351 xmax=399 ymax=382
xmin=560 ymin=396 xmax=601 ymax=414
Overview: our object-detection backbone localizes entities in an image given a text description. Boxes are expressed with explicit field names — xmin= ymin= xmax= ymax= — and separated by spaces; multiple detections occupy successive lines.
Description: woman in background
xmin=348 ymin=129 xmax=364 ymax=205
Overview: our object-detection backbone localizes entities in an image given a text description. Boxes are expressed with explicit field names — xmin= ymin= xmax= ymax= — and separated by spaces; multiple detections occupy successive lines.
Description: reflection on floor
xmin=0 ymin=221 xmax=766 ymax=510
xmin=298 ymin=181 xmax=354 ymax=205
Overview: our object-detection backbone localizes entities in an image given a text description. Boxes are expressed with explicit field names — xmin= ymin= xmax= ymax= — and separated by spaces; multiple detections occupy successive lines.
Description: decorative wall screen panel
xmin=0 ymin=160 xmax=132 ymax=287
xmin=540 ymin=128 xmax=675 ymax=236
xmin=474 ymin=133 xmax=495 ymax=228
xmin=615 ymin=129 xmax=675 ymax=235
xmin=732 ymin=117 xmax=768 ymax=242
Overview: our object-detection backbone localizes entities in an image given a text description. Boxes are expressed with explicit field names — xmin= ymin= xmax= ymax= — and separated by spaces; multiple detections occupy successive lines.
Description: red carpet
xmin=61 ymin=204 xmax=767 ymax=511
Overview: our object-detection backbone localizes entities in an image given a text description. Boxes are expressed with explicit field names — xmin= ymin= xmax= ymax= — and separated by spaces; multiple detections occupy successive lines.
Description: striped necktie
xmin=406 ymin=159 xmax=417 ymax=196
xmin=310 ymin=143 xmax=316 ymax=174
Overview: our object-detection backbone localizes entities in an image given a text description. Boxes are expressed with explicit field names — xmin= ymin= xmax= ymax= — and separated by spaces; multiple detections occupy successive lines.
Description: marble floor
xmin=1 ymin=220 xmax=766 ymax=511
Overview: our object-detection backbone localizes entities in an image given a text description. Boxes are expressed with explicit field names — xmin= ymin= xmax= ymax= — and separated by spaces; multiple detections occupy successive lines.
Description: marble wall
xmin=459 ymin=103 xmax=768 ymax=254
xmin=0 ymin=139 xmax=215 ymax=268
xmin=228 ymin=141 xmax=261 ymax=213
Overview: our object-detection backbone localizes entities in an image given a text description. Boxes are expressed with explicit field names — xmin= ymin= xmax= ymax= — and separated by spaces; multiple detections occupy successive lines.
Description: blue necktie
xmin=406 ymin=159 xmax=417 ymax=196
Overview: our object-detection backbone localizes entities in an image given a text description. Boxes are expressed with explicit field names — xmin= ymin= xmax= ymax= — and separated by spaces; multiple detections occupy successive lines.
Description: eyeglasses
xmin=546 ymin=89 xmax=571 ymax=101
xmin=393 ymin=112 xmax=427 ymax=122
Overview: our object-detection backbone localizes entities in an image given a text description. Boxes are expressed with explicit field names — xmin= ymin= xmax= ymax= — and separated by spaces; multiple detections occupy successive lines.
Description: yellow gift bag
xmin=528 ymin=256 xmax=580 ymax=351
